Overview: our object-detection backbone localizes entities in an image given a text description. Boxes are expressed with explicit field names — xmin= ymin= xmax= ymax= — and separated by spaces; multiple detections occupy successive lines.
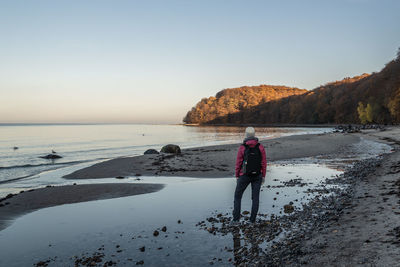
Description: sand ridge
xmin=0 ymin=183 xmax=164 ymax=231
xmin=63 ymin=133 xmax=360 ymax=179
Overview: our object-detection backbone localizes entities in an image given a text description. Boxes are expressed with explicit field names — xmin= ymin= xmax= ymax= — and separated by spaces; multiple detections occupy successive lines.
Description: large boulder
xmin=144 ymin=149 xmax=159 ymax=155
xmin=40 ymin=154 xmax=62 ymax=159
xmin=160 ymin=144 xmax=181 ymax=154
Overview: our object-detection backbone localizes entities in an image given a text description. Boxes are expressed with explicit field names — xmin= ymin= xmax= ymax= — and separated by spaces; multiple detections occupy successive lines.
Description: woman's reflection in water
xmin=232 ymin=226 xmax=262 ymax=266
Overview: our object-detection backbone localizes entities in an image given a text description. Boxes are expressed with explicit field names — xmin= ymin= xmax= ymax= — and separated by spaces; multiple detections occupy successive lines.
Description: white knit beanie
xmin=245 ymin=127 xmax=255 ymax=138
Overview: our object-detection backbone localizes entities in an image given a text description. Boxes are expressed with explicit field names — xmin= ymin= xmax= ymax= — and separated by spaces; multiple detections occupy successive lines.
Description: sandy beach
xmin=2 ymin=131 xmax=359 ymax=233
xmin=296 ymin=150 xmax=400 ymax=266
xmin=1 ymin=127 xmax=400 ymax=266
xmin=63 ymin=133 xmax=359 ymax=179
xmin=58 ymin=126 xmax=400 ymax=266
xmin=294 ymin=129 xmax=400 ymax=266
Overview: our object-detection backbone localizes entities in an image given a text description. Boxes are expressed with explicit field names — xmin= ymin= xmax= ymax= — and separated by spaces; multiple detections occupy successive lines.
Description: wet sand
xmin=0 ymin=183 xmax=164 ymax=231
xmin=64 ymin=133 xmax=360 ymax=179
xmin=2 ymin=128 xmax=400 ymax=266
xmin=0 ymin=132 xmax=357 ymax=233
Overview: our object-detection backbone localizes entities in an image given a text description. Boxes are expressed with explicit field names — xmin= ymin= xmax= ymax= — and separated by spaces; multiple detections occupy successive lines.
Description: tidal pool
xmin=0 ymin=163 xmax=342 ymax=266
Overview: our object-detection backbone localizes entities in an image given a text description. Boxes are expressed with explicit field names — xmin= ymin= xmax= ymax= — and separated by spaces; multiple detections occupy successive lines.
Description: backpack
xmin=242 ymin=143 xmax=262 ymax=177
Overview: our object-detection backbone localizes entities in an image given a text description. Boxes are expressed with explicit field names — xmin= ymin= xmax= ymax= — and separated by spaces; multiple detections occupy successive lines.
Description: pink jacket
xmin=235 ymin=138 xmax=267 ymax=178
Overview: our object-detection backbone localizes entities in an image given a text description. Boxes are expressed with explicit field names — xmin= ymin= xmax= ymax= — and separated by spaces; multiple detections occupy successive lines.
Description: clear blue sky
xmin=1 ymin=0 xmax=399 ymax=123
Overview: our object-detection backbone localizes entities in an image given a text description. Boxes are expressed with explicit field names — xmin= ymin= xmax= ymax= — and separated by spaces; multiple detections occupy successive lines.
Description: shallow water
xmin=0 ymin=124 xmax=331 ymax=185
xmin=0 ymin=131 xmax=392 ymax=266
xmin=0 ymin=163 xmax=341 ymax=266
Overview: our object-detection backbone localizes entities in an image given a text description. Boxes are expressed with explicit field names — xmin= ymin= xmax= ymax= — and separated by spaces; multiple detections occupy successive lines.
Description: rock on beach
xmin=144 ymin=149 xmax=159 ymax=155
xmin=40 ymin=154 xmax=62 ymax=159
xmin=160 ymin=144 xmax=181 ymax=154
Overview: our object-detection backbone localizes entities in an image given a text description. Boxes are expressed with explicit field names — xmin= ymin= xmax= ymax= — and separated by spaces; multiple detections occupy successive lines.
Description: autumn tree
xmin=183 ymin=85 xmax=306 ymax=124
xmin=184 ymin=51 xmax=400 ymax=125
xmin=365 ymin=103 xmax=375 ymax=123
xmin=357 ymin=102 xmax=368 ymax=124
xmin=388 ymin=90 xmax=400 ymax=121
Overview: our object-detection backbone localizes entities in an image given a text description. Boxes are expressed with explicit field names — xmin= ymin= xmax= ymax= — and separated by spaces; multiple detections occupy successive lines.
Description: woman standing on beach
xmin=232 ymin=127 xmax=267 ymax=224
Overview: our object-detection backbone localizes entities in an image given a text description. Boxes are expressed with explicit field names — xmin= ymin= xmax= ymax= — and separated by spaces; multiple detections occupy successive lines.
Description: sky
xmin=0 ymin=0 xmax=399 ymax=124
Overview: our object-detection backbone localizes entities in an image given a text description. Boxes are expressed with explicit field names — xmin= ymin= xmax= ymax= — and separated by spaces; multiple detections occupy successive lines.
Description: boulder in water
xmin=40 ymin=154 xmax=62 ymax=159
xmin=160 ymin=144 xmax=181 ymax=154
xmin=283 ymin=204 xmax=294 ymax=214
xmin=144 ymin=149 xmax=159 ymax=155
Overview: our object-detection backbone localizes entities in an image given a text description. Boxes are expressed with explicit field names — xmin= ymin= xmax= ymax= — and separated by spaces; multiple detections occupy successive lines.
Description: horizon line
xmin=0 ymin=122 xmax=183 ymax=126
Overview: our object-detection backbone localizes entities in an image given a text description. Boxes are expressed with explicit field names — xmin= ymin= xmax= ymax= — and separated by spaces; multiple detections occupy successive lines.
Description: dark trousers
xmin=233 ymin=175 xmax=262 ymax=223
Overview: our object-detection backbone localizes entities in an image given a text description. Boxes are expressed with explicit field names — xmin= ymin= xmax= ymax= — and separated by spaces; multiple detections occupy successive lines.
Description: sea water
xmin=0 ymin=124 xmax=331 ymax=187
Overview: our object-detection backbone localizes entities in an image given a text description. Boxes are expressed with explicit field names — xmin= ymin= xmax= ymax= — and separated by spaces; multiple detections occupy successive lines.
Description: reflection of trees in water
xmin=187 ymin=126 xmax=293 ymax=136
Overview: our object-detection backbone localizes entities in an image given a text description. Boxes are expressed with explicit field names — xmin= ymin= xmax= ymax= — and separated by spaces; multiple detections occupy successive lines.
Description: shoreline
xmin=63 ymin=132 xmax=360 ymax=179
xmin=265 ymin=139 xmax=400 ymax=266
xmin=0 ymin=183 xmax=164 ymax=231
xmin=183 ymin=123 xmax=339 ymax=128
xmin=0 ymin=130 xmax=360 ymax=234
xmin=182 ymin=123 xmax=338 ymax=127
xmin=198 ymin=157 xmax=384 ymax=266
xmin=0 ymin=128 xmax=398 ymax=265
xmin=193 ymin=128 xmax=400 ymax=266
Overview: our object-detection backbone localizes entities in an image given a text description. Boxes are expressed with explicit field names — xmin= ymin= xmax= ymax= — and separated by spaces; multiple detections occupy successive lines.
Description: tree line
xmin=184 ymin=51 xmax=400 ymax=125
xmin=183 ymin=85 xmax=307 ymax=124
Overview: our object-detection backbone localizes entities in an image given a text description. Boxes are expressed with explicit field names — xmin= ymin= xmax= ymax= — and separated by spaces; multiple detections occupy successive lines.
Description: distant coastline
xmin=0 ymin=122 xmax=174 ymax=126
xmin=0 ymin=122 xmax=345 ymax=128
xmin=183 ymin=123 xmax=339 ymax=128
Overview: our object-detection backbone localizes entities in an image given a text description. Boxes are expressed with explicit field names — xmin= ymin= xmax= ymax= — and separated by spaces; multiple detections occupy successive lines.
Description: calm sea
xmin=0 ymin=124 xmax=331 ymax=184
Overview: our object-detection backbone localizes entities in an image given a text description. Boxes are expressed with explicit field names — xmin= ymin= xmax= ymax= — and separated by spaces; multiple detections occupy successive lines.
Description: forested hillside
xmin=185 ymin=53 xmax=400 ymax=125
xmin=183 ymin=85 xmax=307 ymax=123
